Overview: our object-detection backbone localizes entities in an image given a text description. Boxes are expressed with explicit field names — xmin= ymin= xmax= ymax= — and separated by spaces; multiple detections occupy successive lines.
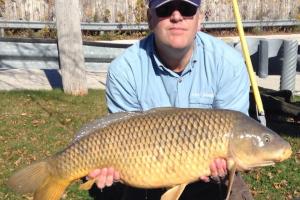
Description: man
xmin=87 ymin=0 xmax=253 ymax=199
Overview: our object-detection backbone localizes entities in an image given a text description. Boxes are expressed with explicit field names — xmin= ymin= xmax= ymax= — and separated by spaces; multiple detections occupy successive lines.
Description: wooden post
xmin=55 ymin=0 xmax=88 ymax=96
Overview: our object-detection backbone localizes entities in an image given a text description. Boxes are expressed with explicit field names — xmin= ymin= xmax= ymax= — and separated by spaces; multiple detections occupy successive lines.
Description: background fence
xmin=0 ymin=37 xmax=299 ymax=92
xmin=0 ymin=38 xmax=127 ymax=72
xmin=1 ymin=19 xmax=299 ymax=33
xmin=1 ymin=0 xmax=299 ymax=23
xmin=0 ymin=37 xmax=299 ymax=75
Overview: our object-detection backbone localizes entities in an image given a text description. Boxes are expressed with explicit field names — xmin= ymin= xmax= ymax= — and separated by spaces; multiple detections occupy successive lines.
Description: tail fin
xmin=7 ymin=160 xmax=71 ymax=200
xmin=34 ymin=176 xmax=70 ymax=200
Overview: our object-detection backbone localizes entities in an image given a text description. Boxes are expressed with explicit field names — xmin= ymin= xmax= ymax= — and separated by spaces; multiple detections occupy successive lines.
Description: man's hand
xmin=87 ymin=167 xmax=120 ymax=189
xmin=89 ymin=158 xmax=226 ymax=189
xmin=200 ymin=158 xmax=227 ymax=182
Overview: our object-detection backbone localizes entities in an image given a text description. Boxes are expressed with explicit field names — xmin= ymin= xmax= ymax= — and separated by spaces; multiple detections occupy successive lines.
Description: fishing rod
xmin=232 ymin=0 xmax=266 ymax=126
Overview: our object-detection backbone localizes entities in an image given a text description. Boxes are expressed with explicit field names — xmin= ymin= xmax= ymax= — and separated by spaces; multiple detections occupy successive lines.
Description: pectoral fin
xmin=225 ymin=164 xmax=237 ymax=200
xmin=161 ymin=184 xmax=187 ymax=200
xmin=79 ymin=178 xmax=96 ymax=190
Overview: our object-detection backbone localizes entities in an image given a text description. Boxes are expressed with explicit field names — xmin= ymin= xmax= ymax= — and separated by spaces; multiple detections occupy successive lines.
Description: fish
xmin=7 ymin=108 xmax=292 ymax=200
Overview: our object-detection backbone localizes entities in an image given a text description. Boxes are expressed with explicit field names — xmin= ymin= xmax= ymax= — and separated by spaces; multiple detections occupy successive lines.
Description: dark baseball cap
xmin=148 ymin=0 xmax=201 ymax=8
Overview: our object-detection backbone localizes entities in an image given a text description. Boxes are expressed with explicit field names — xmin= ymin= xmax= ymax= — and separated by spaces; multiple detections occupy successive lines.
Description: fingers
xmin=105 ymin=167 xmax=114 ymax=187
xmin=113 ymin=170 xmax=121 ymax=181
xmin=88 ymin=167 xmax=120 ymax=189
xmin=210 ymin=158 xmax=227 ymax=177
xmin=200 ymin=176 xmax=210 ymax=182
xmin=88 ymin=168 xmax=101 ymax=179
xmin=219 ymin=158 xmax=227 ymax=176
xmin=210 ymin=160 xmax=218 ymax=177
xmin=96 ymin=168 xmax=108 ymax=189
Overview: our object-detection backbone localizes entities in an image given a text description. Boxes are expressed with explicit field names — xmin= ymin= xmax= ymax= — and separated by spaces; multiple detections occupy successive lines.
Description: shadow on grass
xmin=267 ymin=121 xmax=300 ymax=138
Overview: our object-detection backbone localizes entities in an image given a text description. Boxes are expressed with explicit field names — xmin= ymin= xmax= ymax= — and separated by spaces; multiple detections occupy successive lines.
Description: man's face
xmin=148 ymin=1 xmax=201 ymax=50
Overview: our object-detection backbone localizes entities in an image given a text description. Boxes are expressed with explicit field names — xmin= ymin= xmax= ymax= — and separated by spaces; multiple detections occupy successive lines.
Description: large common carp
xmin=8 ymin=108 xmax=292 ymax=200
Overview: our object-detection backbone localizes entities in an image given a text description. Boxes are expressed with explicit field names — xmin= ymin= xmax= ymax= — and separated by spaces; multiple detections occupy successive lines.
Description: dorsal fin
xmin=72 ymin=107 xmax=175 ymax=143
xmin=147 ymin=107 xmax=175 ymax=113
xmin=72 ymin=111 xmax=142 ymax=143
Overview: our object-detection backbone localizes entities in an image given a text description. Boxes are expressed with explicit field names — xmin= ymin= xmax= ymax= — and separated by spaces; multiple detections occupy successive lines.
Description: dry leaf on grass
xmin=14 ymin=157 xmax=22 ymax=167
xmin=21 ymin=113 xmax=28 ymax=116
xmin=22 ymin=194 xmax=33 ymax=200
xmin=273 ymin=180 xmax=288 ymax=189
xmin=295 ymin=150 xmax=300 ymax=165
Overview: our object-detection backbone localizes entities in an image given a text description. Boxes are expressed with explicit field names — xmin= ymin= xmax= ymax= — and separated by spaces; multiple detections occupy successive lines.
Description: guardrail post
xmin=0 ymin=28 xmax=4 ymax=37
xmin=0 ymin=17 xmax=4 ymax=37
xmin=258 ymin=39 xmax=269 ymax=78
xmin=280 ymin=40 xmax=298 ymax=92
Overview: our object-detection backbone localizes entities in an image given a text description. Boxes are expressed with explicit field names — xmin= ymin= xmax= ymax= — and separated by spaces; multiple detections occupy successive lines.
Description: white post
xmin=55 ymin=0 xmax=88 ymax=96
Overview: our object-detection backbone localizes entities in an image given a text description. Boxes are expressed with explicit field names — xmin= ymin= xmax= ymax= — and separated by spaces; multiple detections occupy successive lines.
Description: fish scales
xmin=49 ymin=109 xmax=234 ymax=188
xmin=8 ymin=108 xmax=292 ymax=200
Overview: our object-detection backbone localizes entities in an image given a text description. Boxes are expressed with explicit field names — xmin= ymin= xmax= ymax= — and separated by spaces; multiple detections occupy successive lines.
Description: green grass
xmin=293 ymin=95 xmax=300 ymax=102
xmin=0 ymin=89 xmax=106 ymax=200
xmin=242 ymin=121 xmax=300 ymax=200
xmin=0 ymin=90 xmax=299 ymax=199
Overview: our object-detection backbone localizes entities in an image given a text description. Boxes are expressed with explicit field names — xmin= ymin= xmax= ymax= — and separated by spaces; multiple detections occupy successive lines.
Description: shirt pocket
xmin=189 ymin=96 xmax=214 ymax=108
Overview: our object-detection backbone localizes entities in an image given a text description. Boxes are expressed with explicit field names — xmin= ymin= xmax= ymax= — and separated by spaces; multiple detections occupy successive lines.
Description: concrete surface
xmin=257 ymin=74 xmax=300 ymax=95
xmin=105 ymin=34 xmax=300 ymax=44
xmin=220 ymin=34 xmax=300 ymax=44
xmin=0 ymin=69 xmax=107 ymax=90
xmin=0 ymin=68 xmax=299 ymax=95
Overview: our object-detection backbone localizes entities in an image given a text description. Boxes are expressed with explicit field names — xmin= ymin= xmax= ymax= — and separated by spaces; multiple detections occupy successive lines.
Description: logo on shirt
xmin=191 ymin=93 xmax=214 ymax=98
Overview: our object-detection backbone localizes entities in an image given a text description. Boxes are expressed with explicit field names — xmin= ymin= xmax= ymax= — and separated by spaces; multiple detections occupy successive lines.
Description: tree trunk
xmin=55 ymin=0 xmax=88 ymax=96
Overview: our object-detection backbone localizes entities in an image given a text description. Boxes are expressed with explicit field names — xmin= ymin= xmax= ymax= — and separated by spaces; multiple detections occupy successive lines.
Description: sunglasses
xmin=155 ymin=1 xmax=198 ymax=18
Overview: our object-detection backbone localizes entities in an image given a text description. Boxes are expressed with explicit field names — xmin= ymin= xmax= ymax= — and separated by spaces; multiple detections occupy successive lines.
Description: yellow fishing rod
xmin=232 ymin=0 xmax=266 ymax=125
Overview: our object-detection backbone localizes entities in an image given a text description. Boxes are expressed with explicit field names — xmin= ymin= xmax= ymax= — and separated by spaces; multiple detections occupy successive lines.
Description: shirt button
xmin=178 ymin=77 xmax=183 ymax=83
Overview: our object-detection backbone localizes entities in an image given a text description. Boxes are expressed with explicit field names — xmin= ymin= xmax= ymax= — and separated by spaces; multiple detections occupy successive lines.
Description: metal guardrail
xmin=0 ymin=37 xmax=299 ymax=72
xmin=0 ymin=38 xmax=128 ymax=72
xmin=201 ymin=19 xmax=300 ymax=29
xmin=0 ymin=37 xmax=299 ymax=91
xmin=0 ymin=19 xmax=299 ymax=31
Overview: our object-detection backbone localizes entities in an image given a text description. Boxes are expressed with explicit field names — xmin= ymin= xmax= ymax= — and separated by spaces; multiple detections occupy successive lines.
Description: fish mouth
xmin=268 ymin=147 xmax=293 ymax=163
xmin=278 ymin=148 xmax=293 ymax=162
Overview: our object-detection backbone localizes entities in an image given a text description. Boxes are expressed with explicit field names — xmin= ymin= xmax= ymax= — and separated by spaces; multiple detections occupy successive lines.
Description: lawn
xmin=0 ymin=90 xmax=299 ymax=200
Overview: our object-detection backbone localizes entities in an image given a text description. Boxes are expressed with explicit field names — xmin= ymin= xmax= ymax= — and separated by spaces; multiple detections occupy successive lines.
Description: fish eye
xmin=263 ymin=134 xmax=271 ymax=143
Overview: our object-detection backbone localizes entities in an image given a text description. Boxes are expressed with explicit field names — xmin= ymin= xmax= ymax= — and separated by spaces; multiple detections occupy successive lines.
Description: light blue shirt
xmin=106 ymin=32 xmax=250 ymax=114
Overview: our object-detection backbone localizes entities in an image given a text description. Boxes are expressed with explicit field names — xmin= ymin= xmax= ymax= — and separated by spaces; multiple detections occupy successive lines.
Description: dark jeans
xmin=88 ymin=173 xmax=253 ymax=200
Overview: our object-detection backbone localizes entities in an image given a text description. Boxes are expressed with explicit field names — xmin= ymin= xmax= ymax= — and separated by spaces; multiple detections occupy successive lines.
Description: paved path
xmin=257 ymin=74 xmax=300 ymax=95
xmin=108 ymin=34 xmax=300 ymax=44
xmin=0 ymin=69 xmax=107 ymax=90
xmin=1 ymin=68 xmax=299 ymax=95
xmin=220 ymin=34 xmax=300 ymax=44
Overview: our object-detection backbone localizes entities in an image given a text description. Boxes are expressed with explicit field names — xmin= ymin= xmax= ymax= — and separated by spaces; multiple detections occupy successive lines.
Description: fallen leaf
xmin=14 ymin=157 xmax=22 ymax=167
xmin=267 ymin=172 xmax=273 ymax=179
xmin=29 ymin=155 xmax=37 ymax=161
xmin=285 ymin=194 xmax=293 ymax=200
xmin=255 ymin=170 xmax=261 ymax=181
xmin=293 ymin=190 xmax=300 ymax=197
xmin=251 ymin=189 xmax=264 ymax=197
xmin=295 ymin=150 xmax=300 ymax=165
xmin=22 ymin=194 xmax=33 ymax=200
xmin=273 ymin=180 xmax=288 ymax=189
